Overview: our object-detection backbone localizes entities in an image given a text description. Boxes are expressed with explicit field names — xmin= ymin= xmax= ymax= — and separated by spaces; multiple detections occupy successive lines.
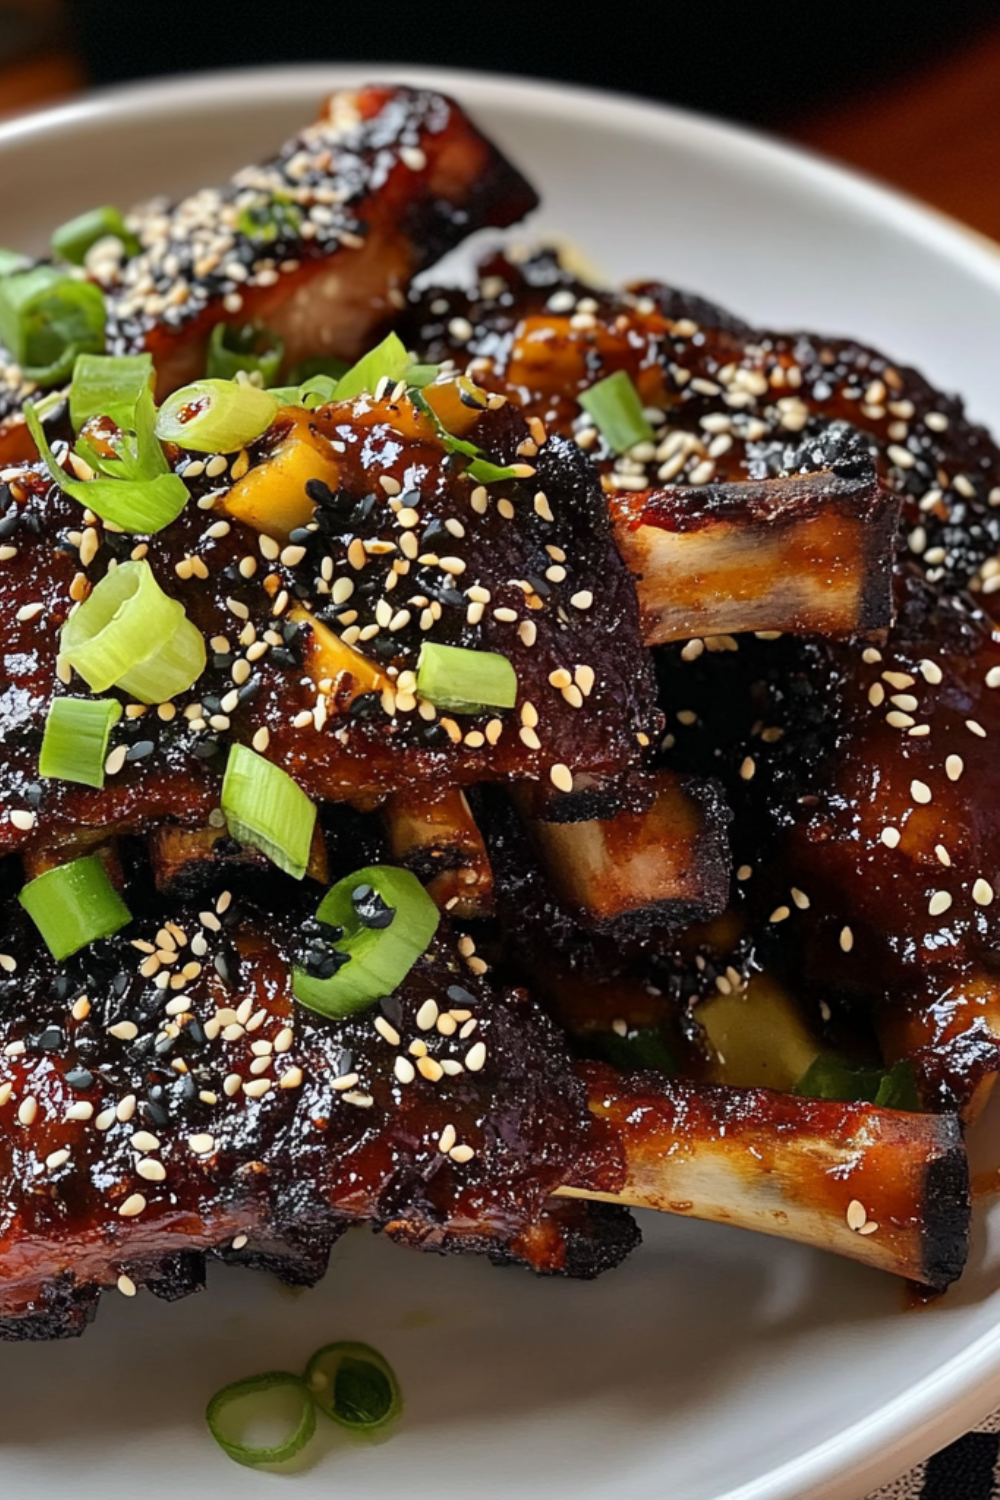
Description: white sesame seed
xmin=130 ymin=1130 xmax=160 ymax=1153
xmin=465 ymin=1041 xmax=487 ymax=1072
xmin=243 ymin=1079 xmax=272 ymax=1098
xmin=279 ymin=1067 xmax=304 ymax=1090
xmin=881 ymin=827 xmax=901 ymax=848
xmin=16 ymin=1095 xmax=36 ymax=1127
xmin=935 ymin=844 xmax=952 ymax=867
xmin=394 ymin=1055 xmax=416 ymax=1085
xmin=188 ymin=1134 xmax=216 ymax=1155
xmin=919 ymin=659 xmax=943 ymax=685
xmin=967 ymin=720 xmax=987 ymax=738
xmin=137 ymin=1159 xmax=166 ymax=1182
xmin=946 ymin=755 xmax=964 ymax=782
xmin=973 ymin=879 xmax=995 ymax=907
xmin=45 ymin=1148 xmax=70 ymax=1171
xmin=987 ymin=667 xmax=1000 ymax=689
xmin=911 ymin=780 xmax=932 ymax=805
xmin=449 ymin=1144 xmax=476 ymax=1165
xmin=373 ymin=1016 xmax=400 ymax=1046
xmin=846 ymin=1199 xmax=867 ymax=1232
xmin=66 ymin=1102 xmax=93 ymax=1121
xmin=550 ymin=763 xmax=573 ymax=793
xmin=839 ymin=927 xmax=854 ymax=953
xmin=928 ymin=890 xmax=953 ymax=917
xmin=416 ymin=999 xmax=439 ymax=1031
xmin=117 ymin=1274 xmax=137 ymax=1297
xmin=95 ymin=1107 xmax=117 ymax=1131
xmin=108 ymin=1021 xmax=139 ymax=1041
xmin=438 ymin=1123 xmax=457 ymax=1154
xmin=739 ymin=757 xmax=756 ymax=781
xmin=119 ymin=1193 xmax=147 ymax=1218
xmin=769 ymin=906 xmax=791 ymax=923
xmin=232 ymin=1233 xmax=249 ymax=1250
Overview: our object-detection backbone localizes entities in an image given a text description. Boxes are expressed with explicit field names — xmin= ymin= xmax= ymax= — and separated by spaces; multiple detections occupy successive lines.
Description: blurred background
xmin=0 ymin=0 xmax=998 ymax=241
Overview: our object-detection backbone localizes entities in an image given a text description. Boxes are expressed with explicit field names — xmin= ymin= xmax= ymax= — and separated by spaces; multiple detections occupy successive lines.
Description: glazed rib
xmin=559 ymin=1063 xmax=969 ymax=1290
xmin=611 ymin=464 xmax=897 ymax=645
xmin=0 ymin=85 xmax=538 ymax=463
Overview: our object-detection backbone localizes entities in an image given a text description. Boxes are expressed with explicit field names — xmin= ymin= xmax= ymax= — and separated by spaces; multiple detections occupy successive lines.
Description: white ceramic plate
xmin=1 ymin=65 xmax=1000 ymax=1500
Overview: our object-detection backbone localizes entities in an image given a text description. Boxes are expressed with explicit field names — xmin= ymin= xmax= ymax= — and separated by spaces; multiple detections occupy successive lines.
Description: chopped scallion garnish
xmin=69 ymin=351 xmax=154 ymax=433
xmin=0 ymin=248 xmax=30 ymax=278
xmin=293 ymin=865 xmax=439 ymax=1017
xmin=205 ymin=1372 xmax=316 ymax=1469
xmin=465 ymin=457 xmax=523 ymax=484
xmin=221 ymin=745 xmax=317 ymax=880
xmin=236 ymin=194 xmax=303 ymax=245
xmin=155 ymin=378 xmax=278 ymax=452
xmin=206 ymin=321 xmax=285 ymax=385
xmin=578 ymin=369 xmax=654 ymax=454
xmin=305 ymin=1342 xmax=402 ymax=1434
xmin=0 ymin=267 xmax=105 ymax=384
xmin=25 ymin=382 xmax=188 ymax=534
xmin=39 ymin=697 xmax=122 ymax=788
xmin=415 ymin=642 xmax=517 ymax=715
xmin=51 ymin=205 xmax=140 ymax=265
xmin=18 ymin=855 xmax=131 ymax=961
xmin=60 ymin=559 xmax=206 ymax=702
xmin=332 ymin=332 xmax=411 ymax=402
xmin=794 ymin=1055 xmax=920 ymax=1112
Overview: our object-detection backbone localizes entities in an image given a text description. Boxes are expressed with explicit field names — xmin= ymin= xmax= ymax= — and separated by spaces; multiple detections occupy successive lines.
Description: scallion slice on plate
xmin=205 ymin=1372 xmax=316 ymax=1469
xmin=39 ymin=697 xmax=123 ymax=788
xmin=221 ymin=745 xmax=317 ymax=880
xmin=578 ymin=369 xmax=654 ymax=454
xmin=465 ymin=456 xmax=524 ymax=483
xmin=51 ymin=205 xmax=141 ymax=265
xmin=155 ymin=378 xmax=278 ymax=452
xmin=415 ymin=642 xmax=517 ymax=715
xmin=18 ymin=855 xmax=131 ymax=961
xmin=0 ymin=266 xmax=105 ymax=384
xmin=59 ymin=559 xmax=206 ymax=702
xmin=293 ymin=865 xmax=440 ymax=1017
xmin=305 ymin=1342 xmax=402 ymax=1435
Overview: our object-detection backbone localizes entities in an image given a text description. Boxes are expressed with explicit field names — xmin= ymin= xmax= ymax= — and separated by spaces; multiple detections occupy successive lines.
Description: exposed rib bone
xmin=612 ymin=465 xmax=898 ymax=644
xmin=382 ymin=786 xmax=494 ymax=918
xmin=557 ymin=1064 xmax=969 ymax=1289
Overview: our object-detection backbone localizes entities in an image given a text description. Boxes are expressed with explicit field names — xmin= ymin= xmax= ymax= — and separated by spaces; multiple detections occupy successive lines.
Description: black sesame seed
xmin=64 ymin=1067 xmax=94 ymax=1091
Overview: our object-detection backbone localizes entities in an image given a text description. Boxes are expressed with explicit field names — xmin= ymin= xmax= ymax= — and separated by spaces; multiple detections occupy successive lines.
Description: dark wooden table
xmin=2 ymin=27 xmax=999 ymax=244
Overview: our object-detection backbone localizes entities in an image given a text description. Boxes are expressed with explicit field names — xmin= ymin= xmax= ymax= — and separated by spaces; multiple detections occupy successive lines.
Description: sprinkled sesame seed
xmin=973 ymin=879 xmax=995 ymax=907
xmin=946 ymin=755 xmax=964 ymax=782
xmin=935 ymin=844 xmax=952 ymax=867
xmin=910 ymin=780 xmax=932 ymax=805
xmin=95 ymin=1107 xmax=117 ymax=1131
xmin=739 ymin=757 xmax=756 ymax=781
xmin=928 ymin=890 xmax=953 ymax=917
xmin=417 ymin=1056 xmax=444 ymax=1082
xmin=117 ymin=1274 xmax=137 ymax=1297
xmin=839 ymin=927 xmax=854 ymax=953
xmin=967 ymin=720 xmax=987 ymax=738
xmin=987 ymin=667 xmax=1000 ymax=689
xmin=116 ymin=1094 xmax=137 ymax=1123
xmin=465 ymin=1041 xmax=487 ymax=1072
xmin=550 ymin=763 xmax=573 ymax=793
xmin=769 ymin=906 xmax=791 ymax=923
xmin=881 ymin=827 xmax=901 ymax=848
xmin=438 ymin=1124 xmax=458 ymax=1154
xmin=919 ymin=659 xmax=943 ymax=684
xmin=449 ymin=1144 xmax=476 ymax=1165
xmin=108 ymin=1021 xmax=138 ymax=1041
xmin=119 ymin=1194 xmax=147 ymax=1218
xmin=868 ymin=683 xmax=885 ymax=707
xmin=279 ymin=1067 xmax=304 ymax=1090
xmin=243 ymin=1079 xmax=272 ymax=1098
xmin=9 ymin=809 xmax=35 ymax=831
xmin=846 ymin=1199 xmax=867 ymax=1232
xmin=137 ymin=1159 xmax=166 ymax=1182
xmin=45 ymin=1148 xmax=70 ymax=1172
xmin=189 ymin=1134 xmax=216 ymax=1155
xmin=790 ymin=888 xmax=810 ymax=910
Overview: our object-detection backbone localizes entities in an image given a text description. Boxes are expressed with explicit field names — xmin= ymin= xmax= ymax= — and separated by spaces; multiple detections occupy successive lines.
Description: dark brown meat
xmin=0 ymin=85 xmax=538 ymax=462
xmin=0 ymin=393 xmax=658 ymax=858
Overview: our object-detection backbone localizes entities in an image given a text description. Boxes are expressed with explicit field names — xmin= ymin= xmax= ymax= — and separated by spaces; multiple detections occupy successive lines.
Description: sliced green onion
xmin=404 ymin=362 xmax=441 ymax=390
xmin=155 ymin=378 xmax=278 ymax=452
xmin=51 ymin=205 xmax=140 ymax=265
xmin=333 ymin=332 xmax=411 ymax=403
xmin=578 ymin=369 xmax=654 ymax=455
xmin=39 ymin=697 xmax=122 ymax=788
xmin=26 ymin=399 xmax=187 ymax=532
xmin=60 ymin=559 xmax=206 ymax=702
xmin=0 ymin=248 xmax=30 ymax=278
xmin=293 ymin=865 xmax=439 ymax=1017
xmin=305 ymin=1342 xmax=402 ymax=1435
xmin=205 ymin=1372 xmax=315 ymax=1469
xmin=408 ymin=386 xmax=481 ymax=459
xmin=236 ymin=194 xmax=303 ymax=245
xmin=793 ymin=1055 xmax=920 ymax=1112
xmin=0 ymin=266 xmax=105 ymax=384
xmin=466 ymin=457 xmax=522 ymax=484
xmin=415 ymin=642 xmax=517 ymax=715
xmin=206 ymin=321 xmax=285 ymax=385
xmin=267 ymin=372 xmax=340 ymax=409
xmin=69 ymin=351 xmax=154 ymax=433
xmin=18 ymin=855 xmax=131 ymax=961
xmin=222 ymin=745 xmax=316 ymax=880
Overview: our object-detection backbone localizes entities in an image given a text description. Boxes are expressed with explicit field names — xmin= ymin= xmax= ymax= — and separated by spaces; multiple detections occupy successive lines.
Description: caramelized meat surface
xmin=0 ymin=394 xmax=657 ymax=857
xmin=0 ymin=86 xmax=538 ymax=463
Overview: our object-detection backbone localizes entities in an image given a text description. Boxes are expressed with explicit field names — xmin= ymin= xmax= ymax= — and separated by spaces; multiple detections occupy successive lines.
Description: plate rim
xmin=1 ymin=61 xmax=999 ymax=1500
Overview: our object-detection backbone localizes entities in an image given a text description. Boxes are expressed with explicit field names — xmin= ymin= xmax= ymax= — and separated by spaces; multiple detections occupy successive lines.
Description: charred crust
xmin=918 ymin=1119 xmax=971 ymax=1292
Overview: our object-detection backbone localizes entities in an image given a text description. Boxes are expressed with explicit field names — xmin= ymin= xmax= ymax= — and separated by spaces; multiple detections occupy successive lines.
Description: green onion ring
xmin=305 ymin=1341 xmax=402 ymax=1434
xmin=205 ymin=1371 xmax=316 ymax=1468
xmin=60 ymin=559 xmax=205 ymax=702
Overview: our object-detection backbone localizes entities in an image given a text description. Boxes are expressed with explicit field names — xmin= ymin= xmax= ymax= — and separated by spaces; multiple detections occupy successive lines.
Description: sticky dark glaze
xmin=0 ymin=394 xmax=657 ymax=857
xmin=0 ymin=884 xmax=628 ymax=1335
xmin=0 ymin=86 xmax=539 ymax=460
xmin=405 ymin=249 xmax=1000 ymax=594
